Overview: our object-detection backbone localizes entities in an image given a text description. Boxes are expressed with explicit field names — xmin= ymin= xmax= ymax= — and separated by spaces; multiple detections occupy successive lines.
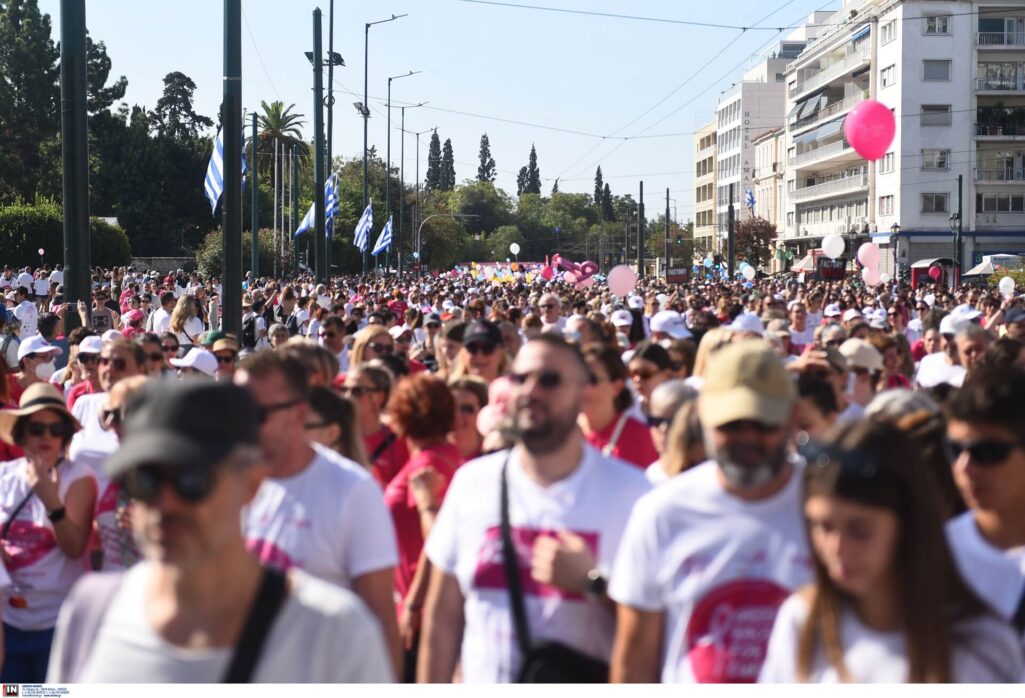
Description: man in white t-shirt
xmin=148 ymin=291 xmax=175 ymax=335
xmin=915 ymin=313 xmax=966 ymax=390
xmin=609 ymin=341 xmax=813 ymax=683
xmin=17 ymin=268 xmax=34 ymax=294
xmin=48 ymin=381 xmax=392 ymax=683
xmin=13 ymin=286 xmax=38 ymax=337
xmin=945 ymin=365 xmax=1025 ymax=648
xmin=234 ymin=352 xmax=401 ymax=672
xmin=48 ymin=265 xmax=63 ymax=287
xmin=419 ymin=335 xmax=651 ymax=683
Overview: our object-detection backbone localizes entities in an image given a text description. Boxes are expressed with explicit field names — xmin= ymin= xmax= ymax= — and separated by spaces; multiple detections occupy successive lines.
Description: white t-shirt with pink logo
xmin=424 ymin=444 xmax=652 ymax=683
xmin=0 ymin=457 xmax=94 ymax=630
xmin=609 ymin=459 xmax=813 ymax=683
xmin=243 ymin=444 xmax=398 ymax=590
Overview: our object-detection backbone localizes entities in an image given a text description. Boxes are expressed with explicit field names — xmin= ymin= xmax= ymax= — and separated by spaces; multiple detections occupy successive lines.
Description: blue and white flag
xmin=745 ymin=188 xmax=756 ymax=210
xmin=371 ymin=216 xmax=393 ymax=256
xmin=203 ymin=127 xmax=247 ymax=216
xmin=353 ymin=201 xmax=373 ymax=252
xmin=294 ymin=174 xmax=339 ymax=237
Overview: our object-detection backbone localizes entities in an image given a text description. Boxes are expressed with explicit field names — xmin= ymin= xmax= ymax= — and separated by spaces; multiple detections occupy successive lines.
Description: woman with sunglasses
xmin=344 ymin=364 xmax=409 ymax=488
xmin=449 ymin=320 xmax=508 ymax=385
xmin=579 ymin=343 xmax=658 ymax=468
xmin=0 ymin=384 xmax=96 ymax=683
xmin=760 ymin=419 xmax=1021 ymax=683
xmin=447 ymin=377 xmax=488 ymax=460
xmin=169 ymin=295 xmax=204 ymax=349
xmin=350 ymin=326 xmax=394 ymax=366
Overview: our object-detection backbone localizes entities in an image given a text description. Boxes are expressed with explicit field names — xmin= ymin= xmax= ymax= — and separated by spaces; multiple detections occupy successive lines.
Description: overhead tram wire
xmin=241 ymin=5 xmax=281 ymax=101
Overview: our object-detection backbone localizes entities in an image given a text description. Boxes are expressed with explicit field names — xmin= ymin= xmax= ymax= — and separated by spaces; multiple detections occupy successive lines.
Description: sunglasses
xmin=26 ymin=421 xmax=68 ymax=438
xmin=342 ymin=386 xmax=381 ymax=398
xmin=508 ymin=369 xmax=562 ymax=389
xmin=99 ymin=357 xmax=127 ymax=371
xmin=457 ymin=403 xmax=479 ymax=416
xmin=255 ymin=398 xmax=302 ymax=423
xmin=368 ymin=342 xmax=392 ymax=354
xmin=465 ymin=342 xmax=497 ymax=356
xmin=215 ymin=354 xmax=236 ymax=365
xmin=717 ymin=420 xmax=779 ymax=434
xmin=78 ymin=354 xmax=99 ymax=365
xmin=646 ymin=415 xmax=670 ymax=429
xmin=120 ymin=463 xmax=218 ymax=504
xmin=162 ymin=345 xmax=179 ymax=353
xmin=948 ymin=438 xmax=1024 ymax=467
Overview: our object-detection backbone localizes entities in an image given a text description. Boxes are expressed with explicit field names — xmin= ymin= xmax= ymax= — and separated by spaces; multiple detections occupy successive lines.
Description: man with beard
xmin=418 ymin=335 xmax=650 ymax=683
xmin=609 ymin=341 xmax=813 ymax=683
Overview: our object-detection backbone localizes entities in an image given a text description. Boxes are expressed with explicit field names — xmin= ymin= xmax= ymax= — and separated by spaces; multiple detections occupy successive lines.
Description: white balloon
xmin=509 ymin=242 xmax=521 ymax=255
xmin=821 ymin=234 xmax=845 ymax=260
xmin=999 ymin=276 xmax=1015 ymax=298
xmin=742 ymin=266 xmax=756 ymax=281
xmin=879 ymin=272 xmax=892 ymax=284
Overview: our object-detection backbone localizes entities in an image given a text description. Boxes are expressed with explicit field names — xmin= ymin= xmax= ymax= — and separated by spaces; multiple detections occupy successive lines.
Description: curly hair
xmin=386 ymin=373 xmax=455 ymax=442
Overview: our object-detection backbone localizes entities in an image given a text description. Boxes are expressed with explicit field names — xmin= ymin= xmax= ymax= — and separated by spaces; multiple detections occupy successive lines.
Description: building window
xmin=879 ymin=195 xmax=894 ymax=216
xmin=922 ymin=193 xmax=949 ymax=213
xmin=879 ymin=153 xmax=895 ymax=174
xmin=787 ymin=212 xmax=794 ymax=227
xmin=925 ymin=16 xmax=950 ymax=35
xmin=921 ymin=104 xmax=951 ymax=126
xmin=923 ymin=60 xmax=951 ymax=81
xmin=881 ymin=20 xmax=896 ymax=44
xmin=978 ymin=193 xmax=1025 ymax=213
xmin=880 ymin=65 xmax=896 ymax=88
xmin=921 ymin=149 xmax=950 ymax=170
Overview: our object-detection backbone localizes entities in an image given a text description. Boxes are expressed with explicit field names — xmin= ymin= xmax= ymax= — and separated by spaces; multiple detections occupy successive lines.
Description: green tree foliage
xmin=0 ymin=199 xmax=130 ymax=267
xmin=515 ymin=167 xmax=528 ymax=197
xmin=476 ymin=133 xmax=496 ymax=183
xmin=440 ymin=138 xmax=456 ymax=191
xmin=85 ymin=35 xmax=127 ymax=115
xmin=196 ymin=228 xmax=293 ymax=278
xmin=251 ymin=100 xmax=310 ymax=175
xmin=523 ymin=144 xmax=541 ymax=195
xmin=551 ymin=179 xmax=559 ymax=195
xmin=148 ymin=71 xmax=213 ymax=140
xmin=593 ymin=166 xmax=604 ymax=208
xmin=734 ymin=216 xmax=777 ymax=268
xmin=424 ymin=131 xmax=442 ymax=192
xmin=602 ymin=183 xmax=614 ymax=221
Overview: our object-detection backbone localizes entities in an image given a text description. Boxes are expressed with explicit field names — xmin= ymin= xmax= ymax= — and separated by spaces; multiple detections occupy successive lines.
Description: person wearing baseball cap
xmin=48 ymin=380 xmax=393 ymax=683
xmin=212 ymin=336 xmax=240 ymax=382
xmin=650 ymin=310 xmax=692 ymax=341
xmin=11 ymin=334 xmax=62 ymax=402
xmin=454 ymin=319 xmax=507 ymax=384
xmin=610 ymin=342 xmax=810 ymax=683
xmin=64 ymin=335 xmax=104 ymax=410
xmin=1004 ymin=307 xmax=1025 ymax=340
xmin=839 ymin=338 xmax=883 ymax=409
xmin=169 ymin=347 xmax=218 ymax=379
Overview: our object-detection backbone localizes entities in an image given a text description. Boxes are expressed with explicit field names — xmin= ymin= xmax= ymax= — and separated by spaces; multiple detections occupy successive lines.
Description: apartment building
xmin=781 ymin=0 xmax=1025 ymax=275
xmin=752 ymin=128 xmax=788 ymax=271
xmin=693 ymin=119 xmax=717 ymax=259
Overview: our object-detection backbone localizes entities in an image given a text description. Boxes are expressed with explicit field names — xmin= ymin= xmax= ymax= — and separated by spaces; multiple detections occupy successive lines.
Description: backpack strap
xmin=222 ymin=568 xmax=288 ymax=683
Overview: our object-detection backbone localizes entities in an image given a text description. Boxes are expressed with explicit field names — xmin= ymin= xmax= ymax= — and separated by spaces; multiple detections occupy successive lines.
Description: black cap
xmin=105 ymin=379 xmax=260 ymax=478
xmin=631 ymin=341 xmax=672 ymax=371
xmin=463 ymin=319 xmax=502 ymax=347
xmin=1005 ymin=307 xmax=1025 ymax=326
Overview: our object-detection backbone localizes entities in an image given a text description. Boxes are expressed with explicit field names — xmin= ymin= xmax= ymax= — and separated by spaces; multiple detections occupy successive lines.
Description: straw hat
xmin=0 ymin=383 xmax=81 ymax=446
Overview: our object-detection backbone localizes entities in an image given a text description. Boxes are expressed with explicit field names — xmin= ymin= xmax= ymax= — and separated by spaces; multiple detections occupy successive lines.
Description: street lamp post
xmin=362 ymin=13 xmax=407 ymax=276
xmin=398 ymin=102 xmax=427 ymax=278
xmin=306 ymin=42 xmax=344 ymax=279
xmin=949 ymin=212 xmax=961 ymax=274
xmin=890 ymin=222 xmax=901 ymax=279
xmin=386 ymin=70 xmax=420 ymax=274
xmin=411 ymin=127 xmax=433 ymax=272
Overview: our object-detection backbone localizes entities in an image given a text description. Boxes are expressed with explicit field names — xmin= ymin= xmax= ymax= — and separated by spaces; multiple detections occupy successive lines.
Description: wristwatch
xmin=47 ymin=506 xmax=67 ymax=524
xmin=586 ymin=568 xmax=607 ymax=597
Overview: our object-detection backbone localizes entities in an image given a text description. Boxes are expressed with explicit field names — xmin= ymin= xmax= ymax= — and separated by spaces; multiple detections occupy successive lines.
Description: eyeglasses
xmin=457 ymin=403 xmax=479 ymax=416
xmin=99 ymin=357 xmax=127 ymax=371
xmin=426 ymin=323 xmax=440 ymax=329
xmin=214 ymin=354 xmax=236 ymax=365
xmin=78 ymin=354 xmax=98 ymax=365
xmin=101 ymin=407 xmax=123 ymax=428
xmin=508 ymin=369 xmax=562 ymax=389
xmin=119 ymin=463 xmax=219 ymax=504
xmin=717 ymin=420 xmax=779 ymax=434
xmin=147 ymin=352 xmax=164 ymax=362
xmin=162 ymin=345 xmax=179 ymax=354
xmin=646 ymin=415 xmax=670 ymax=429
xmin=948 ymin=438 xmax=1024 ymax=467
xmin=465 ymin=342 xmax=497 ymax=356
xmin=255 ymin=398 xmax=303 ymax=423
xmin=26 ymin=421 xmax=68 ymax=438
xmin=368 ymin=342 xmax=393 ymax=354
xmin=342 ymin=386 xmax=382 ymax=398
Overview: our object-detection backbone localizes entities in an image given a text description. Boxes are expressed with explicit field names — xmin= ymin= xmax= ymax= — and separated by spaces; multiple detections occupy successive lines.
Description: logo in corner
xmin=3 ymin=685 xmax=20 ymax=697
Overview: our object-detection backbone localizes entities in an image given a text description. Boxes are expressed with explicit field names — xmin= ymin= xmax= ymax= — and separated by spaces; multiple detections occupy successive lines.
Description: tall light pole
xmin=312 ymin=8 xmax=326 ymax=282
xmin=411 ymin=126 xmax=433 ymax=273
xmin=60 ymin=0 xmax=89 ymax=332
xmin=890 ymin=222 xmax=901 ymax=279
xmin=325 ymin=0 xmax=344 ymax=280
xmin=363 ymin=13 xmax=407 ymax=275
xmin=399 ymin=102 xmax=427 ymax=278
xmin=386 ymin=70 xmax=420 ymax=273
xmin=222 ymin=0 xmax=243 ymax=338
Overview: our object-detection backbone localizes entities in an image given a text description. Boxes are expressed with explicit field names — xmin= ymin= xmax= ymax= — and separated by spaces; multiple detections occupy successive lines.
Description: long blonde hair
xmin=350 ymin=325 xmax=391 ymax=366
xmin=169 ymin=295 xmax=196 ymax=334
xmin=692 ymin=327 xmax=733 ymax=378
xmin=448 ymin=346 xmax=510 ymax=383
xmin=661 ymin=400 xmax=704 ymax=477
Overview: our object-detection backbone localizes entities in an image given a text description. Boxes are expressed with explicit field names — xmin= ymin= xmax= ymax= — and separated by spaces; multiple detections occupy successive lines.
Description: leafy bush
xmin=196 ymin=228 xmax=295 ymax=278
xmin=0 ymin=199 xmax=131 ymax=267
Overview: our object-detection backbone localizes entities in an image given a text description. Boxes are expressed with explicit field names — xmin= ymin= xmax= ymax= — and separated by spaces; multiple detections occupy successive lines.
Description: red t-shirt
xmin=383 ymin=441 xmax=463 ymax=613
xmin=584 ymin=413 xmax=658 ymax=469
xmin=6 ymin=375 xmax=25 ymax=406
xmin=66 ymin=380 xmax=97 ymax=411
xmin=365 ymin=427 xmax=411 ymax=488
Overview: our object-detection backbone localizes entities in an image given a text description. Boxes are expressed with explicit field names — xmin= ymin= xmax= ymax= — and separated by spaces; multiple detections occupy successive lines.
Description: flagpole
xmin=313 ymin=8 xmax=327 ymax=282
xmin=291 ymin=144 xmax=299 ymax=276
xmin=221 ymin=0 xmax=243 ymax=339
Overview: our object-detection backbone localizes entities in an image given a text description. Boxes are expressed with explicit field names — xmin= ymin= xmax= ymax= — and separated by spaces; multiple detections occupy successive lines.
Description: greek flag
xmin=353 ymin=201 xmax=373 ymax=252
xmin=371 ymin=216 xmax=393 ymax=256
xmin=294 ymin=174 xmax=339 ymax=237
xmin=745 ymin=188 xmax=756 ymax=210
xmin=203 ymin=127 xmax=247 ymax=216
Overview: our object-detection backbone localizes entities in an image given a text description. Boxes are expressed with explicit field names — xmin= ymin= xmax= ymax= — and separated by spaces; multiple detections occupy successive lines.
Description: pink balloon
xmin=540 ymin=266 xmax=554 ymax=281
xmin=862 ymin=266 xmax=881 ymax=286
xmin=857 ymin=242 xmax=881 ymax=268
xmin=607 ymin=264 xmax=637 ymax=297
xmin=563 ymin=271 xmax=578 ymax=283
xmin=575 ymin=277 xmax=595 ymax=290
xmin=844 ymin=100 xmax=896 ymax=161
xmin=928 ymin=266 xmax=942 ymax=280
xmin=577 ymin=260 xmax=599 ymax=280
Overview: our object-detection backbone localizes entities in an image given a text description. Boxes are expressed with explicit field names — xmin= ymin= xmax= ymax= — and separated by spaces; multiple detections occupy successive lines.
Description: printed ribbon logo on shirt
xmin=1 ymin=521 xmax=56 ymax=571
xmin=683 ymin=578 xmax=789 ymax=683
xmin=472 ymin=526 xmax=599 ymax=600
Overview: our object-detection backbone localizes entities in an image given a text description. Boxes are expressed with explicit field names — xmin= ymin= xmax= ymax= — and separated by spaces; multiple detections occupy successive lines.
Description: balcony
xmin=790 ymin=92 xmax=868 ymax=134
xmin=976 ymin=77 xmax=1024 ymax=91
xmin=789 ymin=46 xmax=871 ymax=99
xmin=976 ymin=168 xmax=1025 ymax=182
xmin=977 ymin=121 xmax=1025 ymax=137
xmin=977 ymin=31 xmax=1025 ymax=46
xmin=791 ymin=173 xmax=868 ymax=202
xmin=789 ymin=139 xmax=855 ymax=168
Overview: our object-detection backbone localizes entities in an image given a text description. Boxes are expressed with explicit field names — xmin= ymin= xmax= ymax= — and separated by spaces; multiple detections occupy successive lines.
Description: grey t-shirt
xmin=48 ymin=563 xmax=393 ymax=683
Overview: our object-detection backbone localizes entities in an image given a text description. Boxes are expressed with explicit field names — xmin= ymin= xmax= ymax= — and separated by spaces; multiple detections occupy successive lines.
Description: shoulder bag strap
xmin=369 ymin=429 xmax=398 ymax=463
xmin=1 ymin=490 xmax=37 ymax=541
xmin=1013 ymin=581 xmax=1025 ymax=635
xmin=602 ymin=412 xmax=630 ymax=457
xmin=500 ymin=454 xmax=533 ymax=657
xmin=222 ymin=568 xmax=288 ymax=683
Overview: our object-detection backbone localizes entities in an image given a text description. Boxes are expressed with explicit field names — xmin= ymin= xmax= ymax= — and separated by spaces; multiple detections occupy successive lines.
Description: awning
xmin=791 ymin=254 xmax=815 ymax=272
xmin=787 ymin=102 xmax=802 ymax=119
xmin=962 ymin=260 xmax=995 ymax=277
xmin=850 ymin=24 xmax=871 ymax=42
xmin=793 ymin=118 xmax=844 ymax=144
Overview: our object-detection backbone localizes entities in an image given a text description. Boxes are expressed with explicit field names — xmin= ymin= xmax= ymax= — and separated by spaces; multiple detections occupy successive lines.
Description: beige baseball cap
xmin=698 ymin=341 xmax=796 ymax=429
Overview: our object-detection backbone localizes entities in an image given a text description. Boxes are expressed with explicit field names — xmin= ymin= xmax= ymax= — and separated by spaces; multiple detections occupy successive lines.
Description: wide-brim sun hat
xmin=0 ymin=383 xmax=81 ymax=446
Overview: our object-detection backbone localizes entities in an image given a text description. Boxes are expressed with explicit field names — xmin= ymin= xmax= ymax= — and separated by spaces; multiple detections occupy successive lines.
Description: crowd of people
xmin=0 ymin=260 xmax=1023 ymax=684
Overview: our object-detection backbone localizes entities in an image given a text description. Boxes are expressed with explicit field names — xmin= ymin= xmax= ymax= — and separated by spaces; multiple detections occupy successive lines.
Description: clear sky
xmin=39 ymin=0 xmax=837 ymax=219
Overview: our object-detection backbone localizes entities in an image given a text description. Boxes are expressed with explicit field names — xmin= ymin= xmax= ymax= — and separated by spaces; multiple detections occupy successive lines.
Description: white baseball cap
xmin=840 ymin=338 xmax=883 ymax=372
xmin=823 ymin=303 xmax=842 ymax=318
xmin=169 ymin=347 xmax=218 ymax=377
xmin=842 ymin=309 xmax=863 ymax=324
xmin=101 ymin=329 xmax=123 ymax=343
xmin=627 ymin=296 xmax=644 ymax=310
xmin=611 ymin=309 xmax=634 ymax=327
xmin=76 ymin=335 xmax=104 ymax=356
xmin=727 ymin=313 xmax=765 ymax=336
xmin=17 ymin=335 xmax=61 ymax=362
xmin=650 ymin=310 xmax=692 ymax=339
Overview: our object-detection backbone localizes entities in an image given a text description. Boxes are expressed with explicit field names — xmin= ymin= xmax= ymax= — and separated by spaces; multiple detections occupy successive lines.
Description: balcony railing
xmin=790 ymin=92 xmax=868 ymax=133
xmin=976 ymin=168 xmax=1025 ymax=181
xmin=977 ymin=121 xmax=1025 ymax=136
xmin=976 ymin=77 xmax=1023 ymax=91
xmin=789 ymin=139 xmax=854 ymax=167
xmin=977 ymin=31 xmax=1025 ymax=46
xmin=791 ymin=173 xmax=868 ymax=202
xmin=789 ymin=46 xmax=871 ymax=98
